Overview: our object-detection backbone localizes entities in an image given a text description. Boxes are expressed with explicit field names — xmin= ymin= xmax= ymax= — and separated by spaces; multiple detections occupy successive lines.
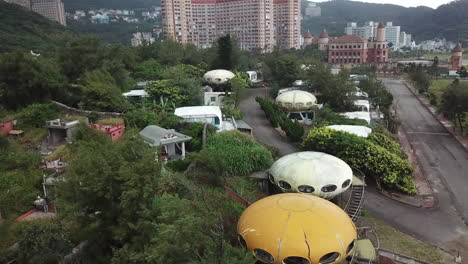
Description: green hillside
xmin=0 ymin=1 xmax=68 ymax=54
xmin=302 ymin=0 xmax=468 ymax=45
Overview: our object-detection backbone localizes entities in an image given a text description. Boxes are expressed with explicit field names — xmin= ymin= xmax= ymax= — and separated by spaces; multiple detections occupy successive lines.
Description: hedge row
xmin=196 ymin=130 xmax=274 ymax=176
xmin=255 ymin=96 xmax=304 ymax=142
xmin=302 ymin=127 xmax=416 ymax=194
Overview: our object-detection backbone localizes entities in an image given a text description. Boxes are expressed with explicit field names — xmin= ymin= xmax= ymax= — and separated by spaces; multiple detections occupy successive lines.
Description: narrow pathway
xmin=239 ymin=88 xmax=298 ymax=156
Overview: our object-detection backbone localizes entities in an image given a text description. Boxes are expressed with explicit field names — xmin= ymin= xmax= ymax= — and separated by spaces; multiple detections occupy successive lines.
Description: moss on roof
xmin=95 ymin=118 xmax=124 ymax=125
xmin=45 ymin=145 xmax=70 ymax=161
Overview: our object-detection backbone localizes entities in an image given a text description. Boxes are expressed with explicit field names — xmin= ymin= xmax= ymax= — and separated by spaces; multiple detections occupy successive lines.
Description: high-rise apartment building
xmin=344 ymin=21 xmax=405 ymax=49
xmin=161 ymin=0 xmax=301 ymax=52
xmin=3 ymin=0 xmax=66 ymax=26
xmin=31 ymin=0 xmax=66 ymax=26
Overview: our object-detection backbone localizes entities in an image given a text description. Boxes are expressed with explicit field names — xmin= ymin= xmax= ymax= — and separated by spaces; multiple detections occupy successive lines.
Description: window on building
xmin=210 ymin=96 xmax=216 ymax=102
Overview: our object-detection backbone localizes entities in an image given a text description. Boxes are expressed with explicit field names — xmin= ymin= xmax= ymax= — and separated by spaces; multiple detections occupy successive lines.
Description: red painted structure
xmin=451 ymin=43 xmax=463 ymax=71
xmin=90 ymin=123 xmax=126 ymax=141
xmin=0 ymin=119 xmax=14 ymax=136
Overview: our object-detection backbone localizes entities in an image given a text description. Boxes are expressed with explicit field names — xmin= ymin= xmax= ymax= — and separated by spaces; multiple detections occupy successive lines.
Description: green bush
xmin=256 ymin=96 xmax=305 ymax=141
xmin=166 ymin=158 xmax=192 ymax=172
xmin=368 ymin=133 xmax=404 ymax=158
xmin=302 ymin=127 xmax=416 ymax=194
xmin=196 ymin=130 xmax=273 ymax=176
xmin=312 ymin=106 xmax=369 ymax=127
xmin=178 ymin=122 xmax=217 ymax=152
xmin=16 ymin=103 xmax=60 ymax=128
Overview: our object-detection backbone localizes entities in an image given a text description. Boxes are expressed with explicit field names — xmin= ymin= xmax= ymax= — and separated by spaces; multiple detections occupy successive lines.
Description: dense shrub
xmin=302 ymin=127 xmax=416 ymax=194
xmin=255 ymin=96 xmax=305 ymax=142
xmin=196 ymin=130 xmax=273 ymax=176
xmin=312 ymin=106 xmax=369 ymax=127
xmin=0 ymin=141 xmax=43 ymax=217
xmin=16 ymin=103 xmax=60 ymax=128
xmin=178 ymin=122 xmax=217 ymax=152
xmin=368 ymin=133 xmax=404 ymax=158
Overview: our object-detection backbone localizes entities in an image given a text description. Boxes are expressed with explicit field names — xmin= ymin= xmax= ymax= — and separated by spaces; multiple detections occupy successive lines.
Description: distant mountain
xmin=0 ymin=1 xmax=68 ymax=54
xmin=62 ymin=0 xmax=160 ymax=12
xmin=302 ymin=0 xmax=468 ymax=45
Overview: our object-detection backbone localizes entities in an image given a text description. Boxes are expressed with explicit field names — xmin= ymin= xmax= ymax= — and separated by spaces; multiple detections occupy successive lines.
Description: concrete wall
xmin=52 ymin=101 xmax=123 ymax=119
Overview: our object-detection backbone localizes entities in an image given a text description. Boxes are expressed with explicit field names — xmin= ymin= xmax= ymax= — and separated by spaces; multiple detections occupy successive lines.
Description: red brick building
xmin=305 ymin=23 xmax=389 ymax=65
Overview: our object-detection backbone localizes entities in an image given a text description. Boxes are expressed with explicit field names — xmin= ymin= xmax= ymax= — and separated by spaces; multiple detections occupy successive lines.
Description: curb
xmin=401 ymin=81 xmax=468 ymax=152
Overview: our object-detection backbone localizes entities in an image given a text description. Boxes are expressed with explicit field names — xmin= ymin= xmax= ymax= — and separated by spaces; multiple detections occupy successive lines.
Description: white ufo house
xmin=275 ymin=90 xmax=317 ymax=124
xmin=268 ymin=151 xmax=353 ymax=199
xmin=203 ymin=69 xmax=235 ymax=85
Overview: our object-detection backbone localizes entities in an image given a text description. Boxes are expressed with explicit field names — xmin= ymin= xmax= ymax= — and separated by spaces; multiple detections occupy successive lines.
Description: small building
xmin=246 ymin=71 xmax=260 ymax=83
xmin=275 ymin=90 xmax=318 ymax=124
xmin=203 ymin=86 xmax=230 ymax=106
xmin=341 ymin=112 xmax=371 ymax=124
xmin=90 ymin=118 xmax=126 ymax=141
xmin=268 ymin=152 xmax=353 ymax=199
xmin=175 ymin=106 xmax=224 ymax=130
xmin=0 ymin=117 xmax=14 ymax=136
xmin=238 ymin=193 xmax=357 ymax=264
xmin=354 ymin=99 xmax=370 ymax=112
xmin=45 ymin=119 xmax=80 ymax=145
xmin=139 ymin=125 xmax=191 ymax=161
xmin=235 ymin=120 xmax=253 ymax=136
xmin=203 ymin=69 xmax=235 ymax=85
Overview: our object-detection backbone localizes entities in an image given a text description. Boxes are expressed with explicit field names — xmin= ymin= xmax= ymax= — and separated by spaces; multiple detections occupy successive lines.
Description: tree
xmin=305 ymin=63 xmax=355 ymax=112
xmin=57 ymin=127 xmax=163 ymax=262
xmin=359 ymin=77 xmax=393 ymax=111
xmin=145 ymin=80 xmax=188 ymax=106
xmin=79 ymin=68 xmax=127 ymax=112
xmin=456 ymin=66 xmax=468 ymax=78
xmin=440 ymin=80 xmax=468 ymax=132
xmin=0 ymin=52 xmax=66 ymax=109
xmin=56 ymin=34 xmax=107 ymax=82
xmin=228 ymin=76 xmax=249 ymax=107
xmin=196 ymin=130 xmax=274 ymax=176
xmin=212 ymin=34 xmax=240 ymax=70
xmin=16 ymin=219 xmax=73 ymax=264
xmin=263 ymin=53 xmax=301 ymax=87
xmin=132 ymin=59 xmax=164 ymax=81
xmin=430 ymin=56 xmax=439 ymax=78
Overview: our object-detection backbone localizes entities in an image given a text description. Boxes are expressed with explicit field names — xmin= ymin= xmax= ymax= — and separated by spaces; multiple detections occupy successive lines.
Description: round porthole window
xmin=254 ymin=249 xmax=274 ymax=263
xmin=319 ymin=252 xmax=340 ymax=264
xmin=283 ymin=256 xmax=310 ymax=264
xmin=297 ymin=185 xmax=315 ymax=193
xmin=279 ymin=181 xmax=291 ymax=190
xmin=342 ymin=179 xmax=351 ymax=188
xmin=321 ymin=185 xmax=337 ymax=193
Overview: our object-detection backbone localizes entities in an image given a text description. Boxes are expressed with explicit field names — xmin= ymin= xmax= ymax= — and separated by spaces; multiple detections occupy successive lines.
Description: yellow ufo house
xmin=238 ymin=193 xmax=357 ymax=264
xmin=268 ymin=152 xmax=353 ymax=199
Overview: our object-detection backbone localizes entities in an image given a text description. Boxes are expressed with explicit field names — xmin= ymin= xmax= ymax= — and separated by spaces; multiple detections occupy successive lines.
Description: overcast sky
xmin=312 ymin=0 xmax=456 ymax=9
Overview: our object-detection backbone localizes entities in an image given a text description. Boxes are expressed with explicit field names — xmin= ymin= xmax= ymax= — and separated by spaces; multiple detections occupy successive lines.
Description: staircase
xmin=345 ymin=174 xmax=365 ymax=222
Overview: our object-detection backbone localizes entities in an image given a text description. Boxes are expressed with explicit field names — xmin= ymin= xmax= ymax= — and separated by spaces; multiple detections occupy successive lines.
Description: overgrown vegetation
xmin=303 ymin=127 xmax=416 ymax=194
xmin=196 ymin=130 xmax=273 ymax=176
xmin=255 ymin=97 xmax=305 ymax=142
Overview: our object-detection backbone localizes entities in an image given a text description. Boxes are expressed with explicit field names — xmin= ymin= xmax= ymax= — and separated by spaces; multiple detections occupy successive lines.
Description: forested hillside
xmin=302 ymin=0 xmax=468 ymax=45
xmin=62 ymin=0 xmax=159 ymax=11
xmin=0 ymin=2 xmax=68 ymax=54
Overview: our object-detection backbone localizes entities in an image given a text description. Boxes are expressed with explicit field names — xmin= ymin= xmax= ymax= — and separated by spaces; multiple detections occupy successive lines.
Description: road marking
xmin=406 ymin=132 xmax=451 ymax=136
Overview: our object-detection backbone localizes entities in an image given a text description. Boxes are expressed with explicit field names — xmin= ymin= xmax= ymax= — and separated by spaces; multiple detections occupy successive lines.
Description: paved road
xmin=374 ymin=78 xmax=468 ymax=255
xmin=239 ymin=88 xmax=298 ymax=156
xmin=240 ymin=83 xmax=468 ymax=256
